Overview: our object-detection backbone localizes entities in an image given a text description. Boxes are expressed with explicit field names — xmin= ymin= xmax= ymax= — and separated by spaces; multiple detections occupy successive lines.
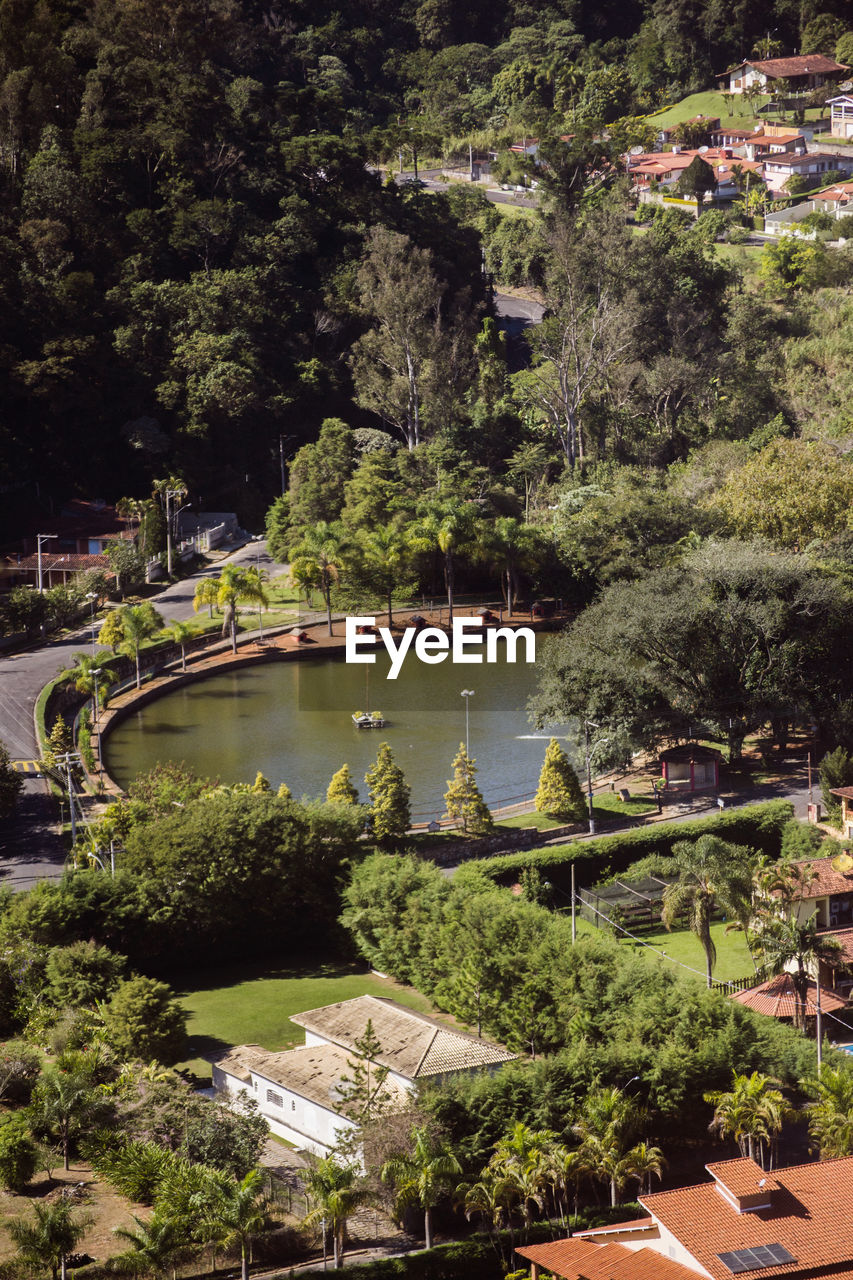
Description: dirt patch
xmin=0 ymin=1163 xmax=144 ymax=1266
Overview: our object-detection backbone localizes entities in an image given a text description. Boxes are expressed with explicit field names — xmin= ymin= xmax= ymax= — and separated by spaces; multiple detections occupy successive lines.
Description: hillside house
xmin=812 ymin=179 xmax=853 ymax=213
xmin=213 ymin=996 xmax=515 ymax=1156
xmin=517 ymin=1155 xmax=853 ymax=1280
xmin=716 ymin=54 xmax=848 ymax=96
xmin=763 ymin=149 xmax=851 ymax=193
xmin=1 ymin=500 xmax=133 ymax=592
xmin=828 ymin=93 xmax=853 ymax=139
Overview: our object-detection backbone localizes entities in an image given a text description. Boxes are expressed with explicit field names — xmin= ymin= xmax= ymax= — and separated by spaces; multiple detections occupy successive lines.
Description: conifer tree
xmin=535 ymin=738 xmax=586 ymax=820
xmin=365 ymin=744 xmax=410 ymax=846
xmin=43 ymin=716 xmax=72 ymax=767
xmin=444 ymin=744 xmax=493 ymax=834
xmin=277 ymin=782 xmax=292 ymax=801
xmin=336 ymin=1019 xmax=391 ymax=1126
xmin=327 ymin=764 xmax=359 ymax=805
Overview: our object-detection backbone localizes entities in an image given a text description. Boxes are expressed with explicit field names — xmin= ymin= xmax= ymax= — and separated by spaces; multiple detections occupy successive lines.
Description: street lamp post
xmin=584 ymin=720 xmax=599 ymax=834
xmin=164 ymin=488 xmax=186 ymax=577
xmin=36 ymin=533 xmax=58 ymax=593
xmin=461 ymin=689 xmax=474 ymax=756
xmin=86 ymin=592 xmax=98 ymax=653
xmin=252 ymin=535 xmax=264 ymax=640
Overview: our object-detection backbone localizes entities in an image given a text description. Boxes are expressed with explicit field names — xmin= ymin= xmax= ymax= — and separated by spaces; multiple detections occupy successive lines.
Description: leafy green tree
xmin=381 ymin=1126 xmax=462 ymax=1250
xmin=662 ymin=835 xmax=754 ymax=987
xmin=351 ymin=526 xmax=412 ymax=627
xmin=0 ymin=738 xmax=23 ymax=819
xmin=409 ymin=502 xmax=476 ymax=622
xmin=287 ymin=419 xmax=356 ymax=531
xmin=534 ymin=739 xmax=585 ymax=821
xmin=5 ymin=1199 xmax=92 ymax=1280
xmin=478 ymin=517 xmax=542 ymax=612
xmin=0 ymin=1041 xmax=42 ymax=1105
xmin=194 ymin=1169 xmax=268 ymax=1280
xmin=215 ymin=565 xmax=269 ymax=654
xmin=192 ymin=576 xmax=220 ymax=620
xmin=704 ymin=1071 xmax=790 ymax=1170
xmin=45 ymin=940 xmax=125 ymax=1007
xmin=28 ymin=1069 xmax=105 ymax=1171
xmin=675 ymin=154 xmax=716 ymax=209
xmin=365 ymin=744 xmax=411 ymax=847
xmin=0 ymin=1114 xmax=37 ymax=1190
xmin=327 ymin=764 xmax=359 ymax=805
xmin=118 ymin=603 xmax=165 ymax=689
xmin=102 ymin=977 xmax=188 ymax=1064
xmin=304 ymin=1157 xmax=371 ymax=1268
xmin=819 ymin=746 xmax=853 ymax=821
xmin=265 ymin=495 xmax=291 ymax=563
xmin=803 ymin=1065 xmax=853 ymax=1157
xmin=444 ymin=744 xmax=493 ymax=834
xmin=572 ymin=1087 xmax=663 ymax=1207
xmin=289 ymin=521 xmax=347 ymax=637
xmin=758 ymin=235 xmax=827 ymax=292
xmin=106 ymin=539 xmax=144 ymax=598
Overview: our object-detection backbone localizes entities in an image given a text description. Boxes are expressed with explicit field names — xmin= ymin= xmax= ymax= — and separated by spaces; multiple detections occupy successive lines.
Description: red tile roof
xmin=705 ymin=1158 xmax=778 ymax=1198
xmin=830 ymin=785 xmax=853 ymax=799
xmin=639 ymin=1155 xmax=853 ymax=1279
xmin=795 ymin=855 xmax=853 ymax=899
xmin=575 ymin=1219 xmax=656 ymax=1238
xmin=729 ymin=971 xmax=848 ymax=1019
xmin=515 ymin=1238 xmax=698 ymax=1279
xmin=827 ymin=926 xmax=853 ymax=964
xmin=720 ymin=55 xmax=847 ymax=78
xmin=5 ymin=553 xmax=113 ymax=574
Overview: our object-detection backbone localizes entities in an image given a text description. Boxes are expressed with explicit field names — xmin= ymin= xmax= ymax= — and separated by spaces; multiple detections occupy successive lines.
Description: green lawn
xmin=621 ymin=920 xmax=756 ymax=984
xmin=499 ymin=792 xmax=656 ymax=831
xmin=648 ymin=91 xmax=769 ymax=130
xmin=174 ymin=959 xmax=439 ymax=1083
xmin=492 ymin=201 xmax=537 ymax=219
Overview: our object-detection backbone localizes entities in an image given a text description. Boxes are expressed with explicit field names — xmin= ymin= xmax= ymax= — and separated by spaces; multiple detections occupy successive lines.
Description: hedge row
xmin=456 ymin=800 xmax=794 ymax=895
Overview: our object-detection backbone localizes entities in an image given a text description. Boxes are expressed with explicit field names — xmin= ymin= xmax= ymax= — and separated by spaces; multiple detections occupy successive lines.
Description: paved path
xmin=0 ymin=538 xmax=285 ymax=887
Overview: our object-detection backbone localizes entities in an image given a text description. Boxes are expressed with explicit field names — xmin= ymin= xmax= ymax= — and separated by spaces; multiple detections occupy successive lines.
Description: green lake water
xmin=104 ymin=637 xmax=572 ymax=819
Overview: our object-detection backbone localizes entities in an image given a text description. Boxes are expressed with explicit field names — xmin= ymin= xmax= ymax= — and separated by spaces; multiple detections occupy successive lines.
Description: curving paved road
xmin=0 ymin=538 xmax=284 ymax=888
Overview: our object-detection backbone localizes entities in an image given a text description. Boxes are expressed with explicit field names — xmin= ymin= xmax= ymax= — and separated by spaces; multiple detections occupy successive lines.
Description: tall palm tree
xmin=355 ymin=526 xmax=410 ymax=627
xmin=215 ymin=565 xmax=269 ymax=654
xmin=6 ymin=1200 xmax=92 ymax=1280
xmin=118 ymin=602 xmax=165 ymax=689
xmin=478 ymin=517 xmax=542 ymax=613
xmin=28 ymin=1069 xmax=101 ymax=1170
xmin=381 ymin=1126 xmax=462 ymax=1250
xmin=751 ymin=912 xmax=842 ymax=1032
xmin=662 ymin=835 xmax=754 ymax=987
xmin=160 ymin=619 xmax=197 ymax=672
xmin=572 ymin=1087 xmax=659 ymax=1208
xmin=409 ymin=503 xmax=476 ymax=622
xmin=288 ymin=556 xmax=320 ymax=608
xmin=193 ymin=1169 xmax=267 ymax=1280
xmin=803 ymin=1065 xmax=853 ymax=1158
xmin=193 ymin=576 xmax=220 ymax=619
xmin=455 ymin=1171 xmax=514 ymax=1259
xmin=289 ymin=521 xmax=347 ymax=636
xmin=704 ymin=1071 xmax=791 ymax=1171
xmin=304 ymin=1156 xmax=371 ymax=1268
xmin=113 ymin=1213 xmax=192 ymax=1279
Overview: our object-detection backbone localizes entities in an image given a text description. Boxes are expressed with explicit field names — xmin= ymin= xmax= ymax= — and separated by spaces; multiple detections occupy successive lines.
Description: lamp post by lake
xmin=461 ymin=689 xmax=474 ymax=756
xmin=86 ymin=592 xmax=98 ymax=653
xmin=583 ymin=720 xmax=608 ymax=835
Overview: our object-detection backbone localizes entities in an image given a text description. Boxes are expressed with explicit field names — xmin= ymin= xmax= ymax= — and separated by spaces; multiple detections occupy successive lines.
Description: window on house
xmin=266 ymin=1089 xmax=283 ymax=1107
xmin=292 ymin=1101 xmax=296 ymax=1111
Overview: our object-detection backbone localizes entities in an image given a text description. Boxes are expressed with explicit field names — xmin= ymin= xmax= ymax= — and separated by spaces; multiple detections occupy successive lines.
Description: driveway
xmin=0 ymin=538 xmax=284 ymax=888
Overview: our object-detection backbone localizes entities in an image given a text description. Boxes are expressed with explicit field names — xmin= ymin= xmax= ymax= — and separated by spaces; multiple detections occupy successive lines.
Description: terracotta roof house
xmin=729 ymin=971 xmax=847 ymax=1021
xmin=829 ymin=788 xmax=853 ymax=842
xmin=788 ymin=853 xmax=853 ymax=934
xmin=516 ymin=1236 xmax=699 ymax=1280
xmin=812 ymin=179 xmax=853 ymax=212
xmin=1 ymin=499 xmax=133 ymax=591
xmin=548 ymin=1155 xmax=853 ymax=1280
xmin=213 ymin=996 xmax=514 ymax=1157
xmin=717 ymin=54 xmax=848 ymax=96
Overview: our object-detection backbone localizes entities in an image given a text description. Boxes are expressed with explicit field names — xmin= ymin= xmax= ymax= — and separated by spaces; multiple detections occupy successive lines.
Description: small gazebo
xmin=659 ymin=742 xmax=721 ymax=792
xmin=729 ymin=972 xmax=848 ymax=1023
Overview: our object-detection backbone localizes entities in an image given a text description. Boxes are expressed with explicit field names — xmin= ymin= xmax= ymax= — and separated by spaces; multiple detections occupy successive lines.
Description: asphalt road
xmin=0 ymin=537 xmax=284 ymax=888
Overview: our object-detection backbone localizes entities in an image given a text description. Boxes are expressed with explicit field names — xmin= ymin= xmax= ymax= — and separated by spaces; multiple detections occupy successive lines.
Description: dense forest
xmin=1 ymin=0 xmax=853 ymax=540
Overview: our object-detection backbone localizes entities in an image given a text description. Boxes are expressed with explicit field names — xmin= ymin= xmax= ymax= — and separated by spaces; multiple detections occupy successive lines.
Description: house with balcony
xmin=828 ymin=93 xmax=853 ymax=139
xmin=763 ymin=149 xmax=851 ymax=193
xmin=716 ymin=54 xmax=848 ymax=96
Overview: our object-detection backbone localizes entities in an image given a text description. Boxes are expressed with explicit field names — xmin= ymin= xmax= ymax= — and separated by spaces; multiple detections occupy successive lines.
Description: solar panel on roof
xmin=718 ymin=1244 xmax=796 ymax=1273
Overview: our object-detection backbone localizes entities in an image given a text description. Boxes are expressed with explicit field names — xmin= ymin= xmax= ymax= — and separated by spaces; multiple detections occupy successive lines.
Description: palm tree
xmin=478 ymin=517 xmax=542 ymax=613
xmin=751 ymin=912 xmax=842 ymax=1032
xmin=113 ymin=1213 xmax=192 ymax=1279
xmin=355 ymin=526 xmax=410 ymax=627
xmin=381 ymin=1125 xmax=462 ymax=1250
xmin=803 ymin=1065 xmax=853 ymax=1158
xmin=215 ymin=565 xmax=269 ymax=654
xmin=28 ymin=1069 xmax=101 ymax=1170
xmin=288 ymin=556 xmax=320 ymax=608
xmin=118 ymin=602 xmax=165 ymax=689
xmin=193 ymin=576 xmax=220 ymax=619
xmin=409 ymin=503 xmax=476 ymax=622
xmin=160 ymin=619 xmax=197 ymax=672
xmin=705 ymin=1071 xmax=791 ymax=1170
xmin=193 ymin=1169 xmax=268 ymax=1280
xmin=289 ymin=521 xmax=347 ymax=636
xmin=455 ymin=1171 xmax=514 ymax=1260
xmin=572 ymin=1087 xmax=659 ymax=1208
xmin=304 ymin=1156 xmax=371 ymax=1268
xmin=6 ymin=1199 xmax=92 ymax=1280
xmin=661 ymin=835 xmax=754 ymax=987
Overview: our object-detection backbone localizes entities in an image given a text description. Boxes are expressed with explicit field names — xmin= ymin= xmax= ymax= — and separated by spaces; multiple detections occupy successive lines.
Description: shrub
xmin=102 ymin=977 xmax=187 ymax=1064
xmin=0 ymin=1115 xmax=37 ymax=1191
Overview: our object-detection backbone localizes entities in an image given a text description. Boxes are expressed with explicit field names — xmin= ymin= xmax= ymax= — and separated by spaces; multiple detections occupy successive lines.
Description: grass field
xmin=175 ymin=959 xmax=439 ymax=1083
xmin=492 ymin=200 xmax=537 ymax=219
xmin=649 ymin=91 xmax=769 ymax=129
xmin=499 ymin=791 xmax=656 ymax=831
xmin=620 ymin=920 xmax=756 ymax=984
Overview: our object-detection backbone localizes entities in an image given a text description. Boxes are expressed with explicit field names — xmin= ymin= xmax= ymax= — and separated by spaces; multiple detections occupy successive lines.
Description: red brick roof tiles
xmin=730 ymin=972 xmax=848 ymax=1019
xmin=795 ymin=855 xmax=853 ymax=899
xmin=639 ymin=1155 xmax=853 ymax=1279
xmin=515 ymin=1238 xmax=699 ymax=1279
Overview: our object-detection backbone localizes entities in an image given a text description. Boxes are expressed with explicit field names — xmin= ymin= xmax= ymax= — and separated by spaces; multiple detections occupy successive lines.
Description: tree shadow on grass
xmin=171 ymin=954 xmax=367 ymax=997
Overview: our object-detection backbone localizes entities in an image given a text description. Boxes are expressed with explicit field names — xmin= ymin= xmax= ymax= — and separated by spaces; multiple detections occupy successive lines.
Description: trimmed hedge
xmin=456 ymin=800 xmax=793 ymax=895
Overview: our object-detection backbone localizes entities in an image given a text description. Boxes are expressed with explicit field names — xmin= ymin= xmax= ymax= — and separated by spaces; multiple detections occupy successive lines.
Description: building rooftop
xmin=215 ymin=1041 xmax=407 ymax=1113
xmin=729 ymin=971 xmax=848 ymax=1019
xmin=720 ymin=54 xmax=848 ymax=78
xmin=516 ymin=1238 xmax=698 ymax=1279
xmin=794 ymin=854 xmax=853 ymax=899
xmin=291 ymin=995 xmax=515 ymax=1079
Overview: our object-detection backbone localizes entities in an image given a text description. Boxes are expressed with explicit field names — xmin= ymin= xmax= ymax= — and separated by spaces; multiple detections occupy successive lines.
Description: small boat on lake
xmin=352 ymin=711 xmax=386 ymax=728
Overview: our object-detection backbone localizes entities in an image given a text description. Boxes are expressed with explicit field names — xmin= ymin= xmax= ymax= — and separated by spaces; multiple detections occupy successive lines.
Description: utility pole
xmin=816 ymin=977 xmax=822 ymax=1074
xmin=279 ymin=435 xmax=286 ymax=496
xmin=164 ymin=487 xmax=186 ymax=577
xmin=584 ymin=720 xmax=597 ymax=834
xmin=461 ymin=689 xmax=474 ymax=757
xmin=36 ymin=533 xmax=57 ymax=593
xmin=571 ymin=861 xmax=576 ymax=943
xmin=91 ymin=669 xmax=102 ymax=781
xmin=55 ymin=752 xmax=82 ymax=844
